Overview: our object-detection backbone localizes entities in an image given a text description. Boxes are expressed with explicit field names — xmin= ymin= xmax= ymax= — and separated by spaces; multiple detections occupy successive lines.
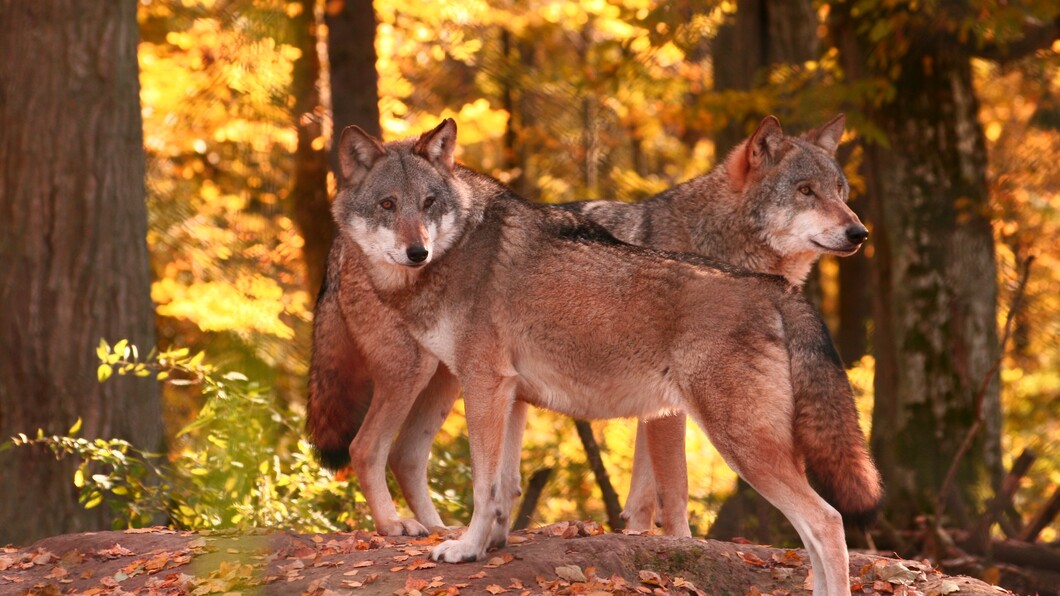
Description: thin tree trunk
xmin=289 ymin=0 xmax=333 ymax=297
xmin=0 ymin=0 xmax=162 ymax=545
xmin=326 ymin=0 xmax=381 ymax=173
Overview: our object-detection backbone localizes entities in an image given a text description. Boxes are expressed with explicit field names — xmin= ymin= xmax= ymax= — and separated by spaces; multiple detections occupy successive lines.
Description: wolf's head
xmin=332 ymin=119 xmax=470 ymax=283
xmin=726 ymin=114 xmax=868 ymax=260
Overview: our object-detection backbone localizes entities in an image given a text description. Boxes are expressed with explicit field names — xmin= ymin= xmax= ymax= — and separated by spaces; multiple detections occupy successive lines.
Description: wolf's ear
xmin=338 ymin=125 xmax=387 ymax=188
xmin=726 ymin=115 xmax=784 ymax=190
xmin=747 ymin=115 xmax=784 ymax=168
xmin=414 ymin=118 xmax=457 ymax=174
xmin=803 ymin=113 xmax=845 ymax=156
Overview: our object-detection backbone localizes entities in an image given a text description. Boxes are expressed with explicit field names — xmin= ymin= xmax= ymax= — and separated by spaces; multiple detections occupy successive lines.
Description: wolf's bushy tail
xmin=779 ymin=293 xmax=882 ymax=528
xmin=305 ymin=270 xmax=374 ymax=471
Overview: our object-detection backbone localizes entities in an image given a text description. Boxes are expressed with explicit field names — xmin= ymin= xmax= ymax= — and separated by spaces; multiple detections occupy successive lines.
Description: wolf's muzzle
xmin=407 ymin=244 xmax=429 ymax=263
xmin=845 ymin=225 xmax=868 ymax=245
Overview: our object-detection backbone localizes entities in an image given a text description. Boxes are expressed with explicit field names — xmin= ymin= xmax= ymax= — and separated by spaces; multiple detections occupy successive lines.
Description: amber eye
xmin=798 ymin=185 xmax=813 ymax=196
xmin=423 ymin=196 xmax=435 ymax=209
xmin=380 ymin=198 xmax=395 ymax=210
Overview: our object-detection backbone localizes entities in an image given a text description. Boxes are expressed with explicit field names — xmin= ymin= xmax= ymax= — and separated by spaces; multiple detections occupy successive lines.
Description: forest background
xmin=0 ymin=0 xmax=1058 ymax=587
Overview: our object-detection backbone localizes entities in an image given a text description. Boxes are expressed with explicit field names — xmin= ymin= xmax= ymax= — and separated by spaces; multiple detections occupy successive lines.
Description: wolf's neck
xmin=672 ymin=170 xmax=812 ymax=287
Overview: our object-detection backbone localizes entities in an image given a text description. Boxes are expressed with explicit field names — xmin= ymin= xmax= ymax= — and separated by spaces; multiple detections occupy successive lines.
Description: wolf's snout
xmin=845 ymin=225 xmax=868 ymax=245
xmin=406 ymin=244 xmax=429 ymax=263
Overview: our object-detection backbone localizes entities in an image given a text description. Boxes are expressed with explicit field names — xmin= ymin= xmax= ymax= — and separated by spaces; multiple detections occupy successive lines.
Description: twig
xmin=574 ymin=419 xmax=625 ymax=531
xmin=934 ymin=255 xmax=1034 ymax=529
xmin=1019 ymin=485 xmax=1060 ymax=543
xmin=972 ymin=449 xmax=1036 ymax=549
xmin=512 ymin=467 xmax=553 ymax=530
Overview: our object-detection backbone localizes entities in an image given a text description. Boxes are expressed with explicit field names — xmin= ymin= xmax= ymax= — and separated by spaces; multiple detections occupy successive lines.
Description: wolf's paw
xmin=430 ymin=538 xmax=484 ymax=563
xmin=376 ymin=517 xmax=430 ymax=537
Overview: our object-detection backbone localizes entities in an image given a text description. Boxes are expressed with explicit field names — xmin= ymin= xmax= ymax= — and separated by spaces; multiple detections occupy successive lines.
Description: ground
xmin=0 ymin=522 xmax=1009 ymax=595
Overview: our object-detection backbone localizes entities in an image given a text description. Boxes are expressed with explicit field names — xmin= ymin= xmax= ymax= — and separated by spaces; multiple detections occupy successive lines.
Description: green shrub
xmin=11 ymin=339 xmax=366 ymax=532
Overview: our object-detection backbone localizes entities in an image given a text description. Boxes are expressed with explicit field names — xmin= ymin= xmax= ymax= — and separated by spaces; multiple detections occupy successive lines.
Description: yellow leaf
xmin=68 ymin=417 xmax=82 ymax=436
xmin=73 ymin=468 xmax=85 ymax=488
xmin=97 ymin=364 xmax=113 ymax=383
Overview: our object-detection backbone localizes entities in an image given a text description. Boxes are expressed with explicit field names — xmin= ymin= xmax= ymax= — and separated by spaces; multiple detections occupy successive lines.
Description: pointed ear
xmin=803 ymin=113 xmax=845 ymax=156
xmin=337 ymin=125 xmax=387 ymax=188
xmin=725 ymin=116 xmax=784 ymax=190
xmin=414 ymin=118 xmax=457 ymax=173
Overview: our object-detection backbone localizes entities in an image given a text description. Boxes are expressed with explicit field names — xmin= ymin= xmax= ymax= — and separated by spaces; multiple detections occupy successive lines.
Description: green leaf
xmin=97 ymin=364 xmax=113 ymax=383
xmin=84 ymin=493 xmax=103 ymax=509
xmin=68 ymin=417 xmax=83 ymax=436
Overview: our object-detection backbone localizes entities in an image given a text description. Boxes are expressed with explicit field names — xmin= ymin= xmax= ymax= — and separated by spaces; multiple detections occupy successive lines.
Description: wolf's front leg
xmin=431 ymin=377 xmax=519 ymax=563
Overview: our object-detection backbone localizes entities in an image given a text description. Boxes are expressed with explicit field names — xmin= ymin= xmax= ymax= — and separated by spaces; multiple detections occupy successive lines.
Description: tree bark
xmin=0 ymin=0 xmax=162 ymax=545
xmin=832 ymin=6 xmax=1003 ymax=532
xmin=288 ymin=0 xmax=334 ymax=297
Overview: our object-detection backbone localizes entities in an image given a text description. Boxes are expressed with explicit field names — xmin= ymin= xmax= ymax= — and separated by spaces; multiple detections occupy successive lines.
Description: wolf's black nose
xmin=846 ymin=225 xmax=869 ymax=245
xmin=407 ymin=245 xmax=429 ymax=263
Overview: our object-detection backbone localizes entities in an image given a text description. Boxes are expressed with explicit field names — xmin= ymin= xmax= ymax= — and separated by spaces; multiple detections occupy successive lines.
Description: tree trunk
xmin=707 ymin=0 xmax=818 ymax=545
xmin=712 ymin=0 xmax=818 ymax=154
xmin=326 ymin=0 xmax=381 ymax=173
xmin=832 ymin=7 xmax=1002 ymax=532
xmin=836 ymin=189 xmax=872 ymax=364
xmin=289 ymin=0 xmax=334 ymax=297
xmin=0 ymin=0 xmax=162 ymax=545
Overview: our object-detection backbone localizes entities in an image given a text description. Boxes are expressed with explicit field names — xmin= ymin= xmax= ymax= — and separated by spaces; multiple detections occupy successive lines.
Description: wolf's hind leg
xmin=643 ymin=413 xmax=690 ymax=537
xmin=622 ymin=420 xmax=657 ymax=531
xmin=488 ymin=399 xmax=528 ymax=549
xmin=350 ymin=358 xmax=439 ymax=537
xmin=389 ymin=365 xmax=462 ymax=531
xmin=682 ymin=358 xmax=850 ymax=596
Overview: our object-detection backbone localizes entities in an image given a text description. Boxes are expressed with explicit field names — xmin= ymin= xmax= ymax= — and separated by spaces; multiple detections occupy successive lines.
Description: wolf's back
xmin=778 ymin=294 xmax=882 ymax=527
xmin=306 ymin=250 xmax=374 ymax=471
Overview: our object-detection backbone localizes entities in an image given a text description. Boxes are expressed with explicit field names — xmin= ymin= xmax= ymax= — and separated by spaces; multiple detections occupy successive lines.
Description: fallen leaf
xmin=486 ymin=584 xmax=508 ymax=594
xmin=874 ymin=580 xmax=896 ymax=593
xmin=878 ymin=562 xmax=920 ymax=586
xmin=485 ymin=554 xmax=514 ymax=568
xmin=772 ymin=550 xmax=802 ymax=567
xmin=738 ymin=551 xmax=768 ymax=567
xmin=407 ymin=559 xmax=437 ymax=571
xmin=935 ymin=579 xmax=960 ymax=595
xmin=638 ymin=570 xmax=663 ymax=586
xmin=556 ymin=565 xmax=588 ymax=582
xmin=352 ymin=560 xmax=374 ymax=568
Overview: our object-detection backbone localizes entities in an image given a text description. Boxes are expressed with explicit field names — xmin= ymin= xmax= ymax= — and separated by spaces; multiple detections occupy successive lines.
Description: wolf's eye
xmin=379 ymin=198 xmax=395 ymax=210
xmin=798 ymin=185 xmax=813 ymax=196
xmin=423 ymin=196 xmax=435 ymax=209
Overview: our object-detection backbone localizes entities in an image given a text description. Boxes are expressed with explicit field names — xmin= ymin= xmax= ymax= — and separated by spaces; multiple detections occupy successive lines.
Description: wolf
xmin=305 ymin=114 xmax=869 ymax=540
xmin=561 ymin=114 xmax=868 ymax=533
xmin=328 ymin=119 xmax=881 ymax=596
xmin=306 ymin=114 xmax=867 ymax=537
